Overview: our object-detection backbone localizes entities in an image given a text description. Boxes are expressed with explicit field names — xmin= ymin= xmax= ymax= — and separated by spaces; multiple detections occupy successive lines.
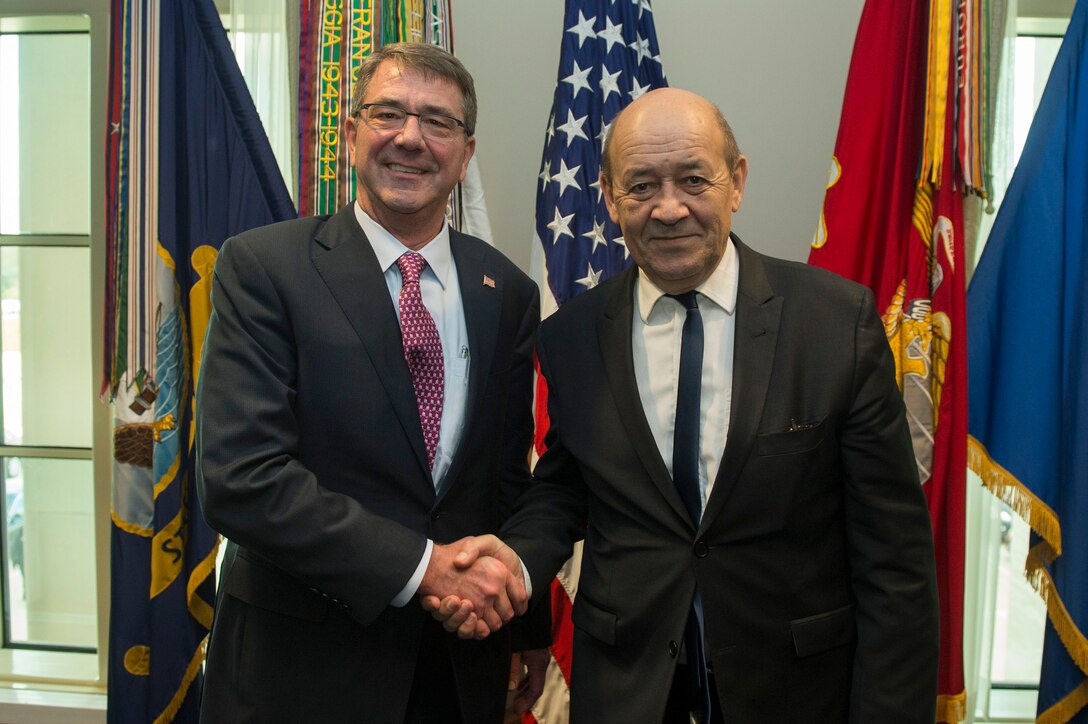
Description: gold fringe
xmin=152 ymin=637 xmax=207 ymax=724
xmin=1025 ymin=548 xmax=1088 ymax=680
xmin=970 ymin=435 xmax=1088 ymax=706
xmin=936 ymin=689 xmax=967 ymax=723
xmin=111 ymin=509 xmax=153 ymax=538
xmin=1037 ymin=678 xmax=1088 ymax=724
xmin=967 ymin=436 xmax=1061 ymax=556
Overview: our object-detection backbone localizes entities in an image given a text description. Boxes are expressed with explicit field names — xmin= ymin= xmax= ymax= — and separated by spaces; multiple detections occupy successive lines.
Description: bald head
xmin=601 ymin=88 xmax=741 ymax=184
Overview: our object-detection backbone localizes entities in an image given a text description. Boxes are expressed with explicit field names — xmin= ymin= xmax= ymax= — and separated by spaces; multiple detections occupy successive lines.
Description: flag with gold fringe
xmin=968 ymin=1 xmax=1088 ymax=720
xmin=808 ymin=0 xmax=995 ymax=719
xmin=528 ymin=1 xmax=667 ymax=721
xmin=104 ymin=0 xmax=295 ymax=721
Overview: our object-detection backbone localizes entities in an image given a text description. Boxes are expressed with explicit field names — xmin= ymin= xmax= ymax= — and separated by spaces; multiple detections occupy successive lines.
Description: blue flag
xmin=534 ymin=0 xmax=667 ymax=306
xmin=106 ymin=0 xmax=294 ymax=721
xmin=967 ymin=2 xmax=1088 ymax=720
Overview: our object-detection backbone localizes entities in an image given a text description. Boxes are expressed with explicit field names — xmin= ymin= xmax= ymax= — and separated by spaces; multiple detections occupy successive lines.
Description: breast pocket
xmin=756 ymin=418 xmax=828 ymax=457
xmin=449 ymin=348 xmax=470 ymax=386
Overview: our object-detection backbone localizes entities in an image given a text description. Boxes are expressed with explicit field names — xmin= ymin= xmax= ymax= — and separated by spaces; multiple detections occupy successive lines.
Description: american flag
xmin=528 ymin=2 xmax=667 ymax=721
xmin=534 ymin=0 xmax=667 ymax=308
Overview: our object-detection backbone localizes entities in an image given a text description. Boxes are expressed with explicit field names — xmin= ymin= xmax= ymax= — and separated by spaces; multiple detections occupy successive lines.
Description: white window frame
xmin=0 ymin=0 xmax=110 ymax=706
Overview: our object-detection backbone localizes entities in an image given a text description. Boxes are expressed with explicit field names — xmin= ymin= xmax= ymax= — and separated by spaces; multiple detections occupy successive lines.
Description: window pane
xmin=991 ymin=508 xmax=1047 ymax=684
xmin=3 ymin=456 xmax=96 ymax=649
xmin=1 ymin=246 xmax=92 ymax=448
xmin=0 ymin=22 xmax=90 ymax=235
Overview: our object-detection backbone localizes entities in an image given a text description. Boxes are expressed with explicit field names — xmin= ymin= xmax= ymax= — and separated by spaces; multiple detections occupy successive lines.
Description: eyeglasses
xmin=357 ymin=103 xmax=468 ymax=141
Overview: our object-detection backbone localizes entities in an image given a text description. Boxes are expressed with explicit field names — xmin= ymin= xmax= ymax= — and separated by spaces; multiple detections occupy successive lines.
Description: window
xmin=0 ymin=1 xmax=109 ymax=688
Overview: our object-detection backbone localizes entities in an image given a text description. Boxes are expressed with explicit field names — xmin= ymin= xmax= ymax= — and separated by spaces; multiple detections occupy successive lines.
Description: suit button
xmin=668 ymin=640 xmax=679 ymax=658
xmin=430 ymin=510 xmax=443 ymax=521
xmin=694 ymin=540 xmax=710 ymax=558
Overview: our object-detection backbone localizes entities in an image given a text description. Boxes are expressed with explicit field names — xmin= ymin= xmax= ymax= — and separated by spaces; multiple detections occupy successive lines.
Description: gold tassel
xmin=936 ymin=689 xmax=967 ymax=723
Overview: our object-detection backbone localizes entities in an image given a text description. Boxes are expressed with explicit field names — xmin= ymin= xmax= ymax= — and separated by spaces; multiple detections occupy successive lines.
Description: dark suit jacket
xmin=502 ymin=236 xmax=939 ymax=723
xmin=195 ymin=204 xmax=542 ymax=723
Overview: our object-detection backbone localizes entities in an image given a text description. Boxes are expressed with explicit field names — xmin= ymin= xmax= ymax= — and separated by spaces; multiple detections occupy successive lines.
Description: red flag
xmin=809 ymin=1 xmax=967 ymax=721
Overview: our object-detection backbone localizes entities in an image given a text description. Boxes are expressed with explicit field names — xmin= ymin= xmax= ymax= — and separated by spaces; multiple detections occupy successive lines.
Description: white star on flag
xmin=583 ymin=219 xmax=610 ymax=253
xmin=547 ymin=208 xmax=575 ymax=242
xmin=551 ymin=159 xmax=583 ymax=197
xmin=596 ymin=119 xmax=612 ymax=146
xmin=629 ymin=78 xmax=651 ymax=100
xmin=562 ymin=61 xmax=593 ymax=99
xmin=629 ymin=34 xmax=653 ymax=64
xmin=599 ymin=66 xmax=622 ymax=100
xmin=566 ymin=10 xmax=597 ymax=47
xmin=598 ymin=17 xmax=625 ymax=53
xmin=556 ymin=109 xmax=590 ymax=147
xmin=575 ymin=263 xmax=603 ymax=289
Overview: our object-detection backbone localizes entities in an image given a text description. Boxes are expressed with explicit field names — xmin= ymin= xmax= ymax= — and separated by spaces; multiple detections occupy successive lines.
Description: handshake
xmin=418 ymin=534 xmax=527 ymax=640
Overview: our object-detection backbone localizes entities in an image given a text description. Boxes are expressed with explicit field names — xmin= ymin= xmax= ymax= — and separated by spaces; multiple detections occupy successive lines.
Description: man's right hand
xmin=418 ymin=535 xmax=527 ymax=640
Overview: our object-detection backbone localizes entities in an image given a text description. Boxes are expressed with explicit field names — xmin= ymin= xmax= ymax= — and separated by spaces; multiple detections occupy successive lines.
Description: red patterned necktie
xmin=396 ymin=252 xmax=444 ymax=468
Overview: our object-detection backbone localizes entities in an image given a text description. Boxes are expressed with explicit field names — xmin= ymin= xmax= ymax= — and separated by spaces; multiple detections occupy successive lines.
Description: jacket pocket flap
xmin=757 ymin=419 xmax=828 ymax=456
xmin=790 ymin=603 xmax=856 ymax=658
xmin=224 ymin=551 xmax=328 ymax=622
xmin=571 ymin=594 xmax=617 ymax=646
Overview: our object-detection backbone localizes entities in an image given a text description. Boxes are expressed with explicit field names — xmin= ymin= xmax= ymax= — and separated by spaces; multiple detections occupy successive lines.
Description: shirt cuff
xmin=390 ymin=539 xmax=434 ymax=607
xmin=520 ymin=557 xmax=533 ymax=600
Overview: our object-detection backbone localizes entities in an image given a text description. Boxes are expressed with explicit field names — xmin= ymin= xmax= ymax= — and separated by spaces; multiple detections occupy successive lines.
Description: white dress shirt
xmin=631 ymin=239 xmax=739 ymax=514
xmin=354 ymin=204 xmax=470 ymax=605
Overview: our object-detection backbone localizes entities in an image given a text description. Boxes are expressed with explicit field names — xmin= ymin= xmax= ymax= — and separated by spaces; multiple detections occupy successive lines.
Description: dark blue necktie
xmin=670 ymin=290 xmax=703 ymax=525
xmin=669 ymin=290 xmax=713 ymax=722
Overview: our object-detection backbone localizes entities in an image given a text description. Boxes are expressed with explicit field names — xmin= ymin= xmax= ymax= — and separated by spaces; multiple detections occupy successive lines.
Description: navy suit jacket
xmin=196 ymin=204 xmax=542 ymax=723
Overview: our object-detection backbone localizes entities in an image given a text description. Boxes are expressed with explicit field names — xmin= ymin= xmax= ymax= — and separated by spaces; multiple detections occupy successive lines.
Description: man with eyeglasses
xmin=196 ymin=43 xmax=547 ymax=723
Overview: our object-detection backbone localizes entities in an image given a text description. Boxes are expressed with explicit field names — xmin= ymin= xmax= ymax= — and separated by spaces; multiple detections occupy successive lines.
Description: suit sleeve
xmin=842 ymin=288 xmax=940 ymax=723
xmin=500 ymin=324 xmax=591 ymax=601
xmin=498 ymin=274 xmax=553 ymax=651
xmin=195 ymin=235 xmax=427 ymax=625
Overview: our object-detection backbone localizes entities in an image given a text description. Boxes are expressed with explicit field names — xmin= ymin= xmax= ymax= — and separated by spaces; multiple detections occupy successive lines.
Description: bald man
xmin=431 ymin=88 xmax=939 ymax=723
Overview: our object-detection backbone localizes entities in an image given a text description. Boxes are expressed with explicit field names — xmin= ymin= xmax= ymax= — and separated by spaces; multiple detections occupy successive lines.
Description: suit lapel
xmin=598 ymin=268 xmax=694 ymax=528
xmin=700 ymin=236 xmax=782 ymax=529
xmin=440 ymin=230 xmax=501 ymax=496
xmin=310 ymin=205 xmax=432 ymax=480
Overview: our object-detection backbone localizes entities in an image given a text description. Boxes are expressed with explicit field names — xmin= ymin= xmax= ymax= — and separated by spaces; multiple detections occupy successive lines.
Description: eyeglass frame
xmin=355 ymin=103 xmax=469 ymax=140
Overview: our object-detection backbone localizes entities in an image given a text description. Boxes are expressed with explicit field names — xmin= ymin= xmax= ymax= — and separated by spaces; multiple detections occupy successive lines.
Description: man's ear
xmin=344 ymin=115 xmax=359 ymax=166
xmin=730 ymin=155 xmax=749 ymax=212
xmin=600 ymin=173 xmax=620 ymax=224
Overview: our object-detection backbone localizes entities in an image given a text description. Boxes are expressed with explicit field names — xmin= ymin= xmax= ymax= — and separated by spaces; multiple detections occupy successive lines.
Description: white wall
xmin=452 ymin=0 xmax=865 ymax=271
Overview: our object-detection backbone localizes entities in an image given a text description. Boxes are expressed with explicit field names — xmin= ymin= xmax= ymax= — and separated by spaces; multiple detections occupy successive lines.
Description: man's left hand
xmin=509 ymin=648 xmax=549 ymax=714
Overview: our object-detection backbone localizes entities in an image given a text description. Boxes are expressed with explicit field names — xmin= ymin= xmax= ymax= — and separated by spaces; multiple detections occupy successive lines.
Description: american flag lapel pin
xmin=482 ymin=274 xmax=496 ymax=288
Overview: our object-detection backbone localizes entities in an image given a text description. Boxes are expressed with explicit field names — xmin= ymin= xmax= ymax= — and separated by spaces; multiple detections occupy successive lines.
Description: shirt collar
xmin=354 ymin=202 xmax=453 ymax=289
xmin=636 ymin=236 xmax=739 ymax=323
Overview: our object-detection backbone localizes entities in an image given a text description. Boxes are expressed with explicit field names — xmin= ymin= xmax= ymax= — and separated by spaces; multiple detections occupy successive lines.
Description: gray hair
xmin=350 ymin=42 xmax=477 ymax=136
